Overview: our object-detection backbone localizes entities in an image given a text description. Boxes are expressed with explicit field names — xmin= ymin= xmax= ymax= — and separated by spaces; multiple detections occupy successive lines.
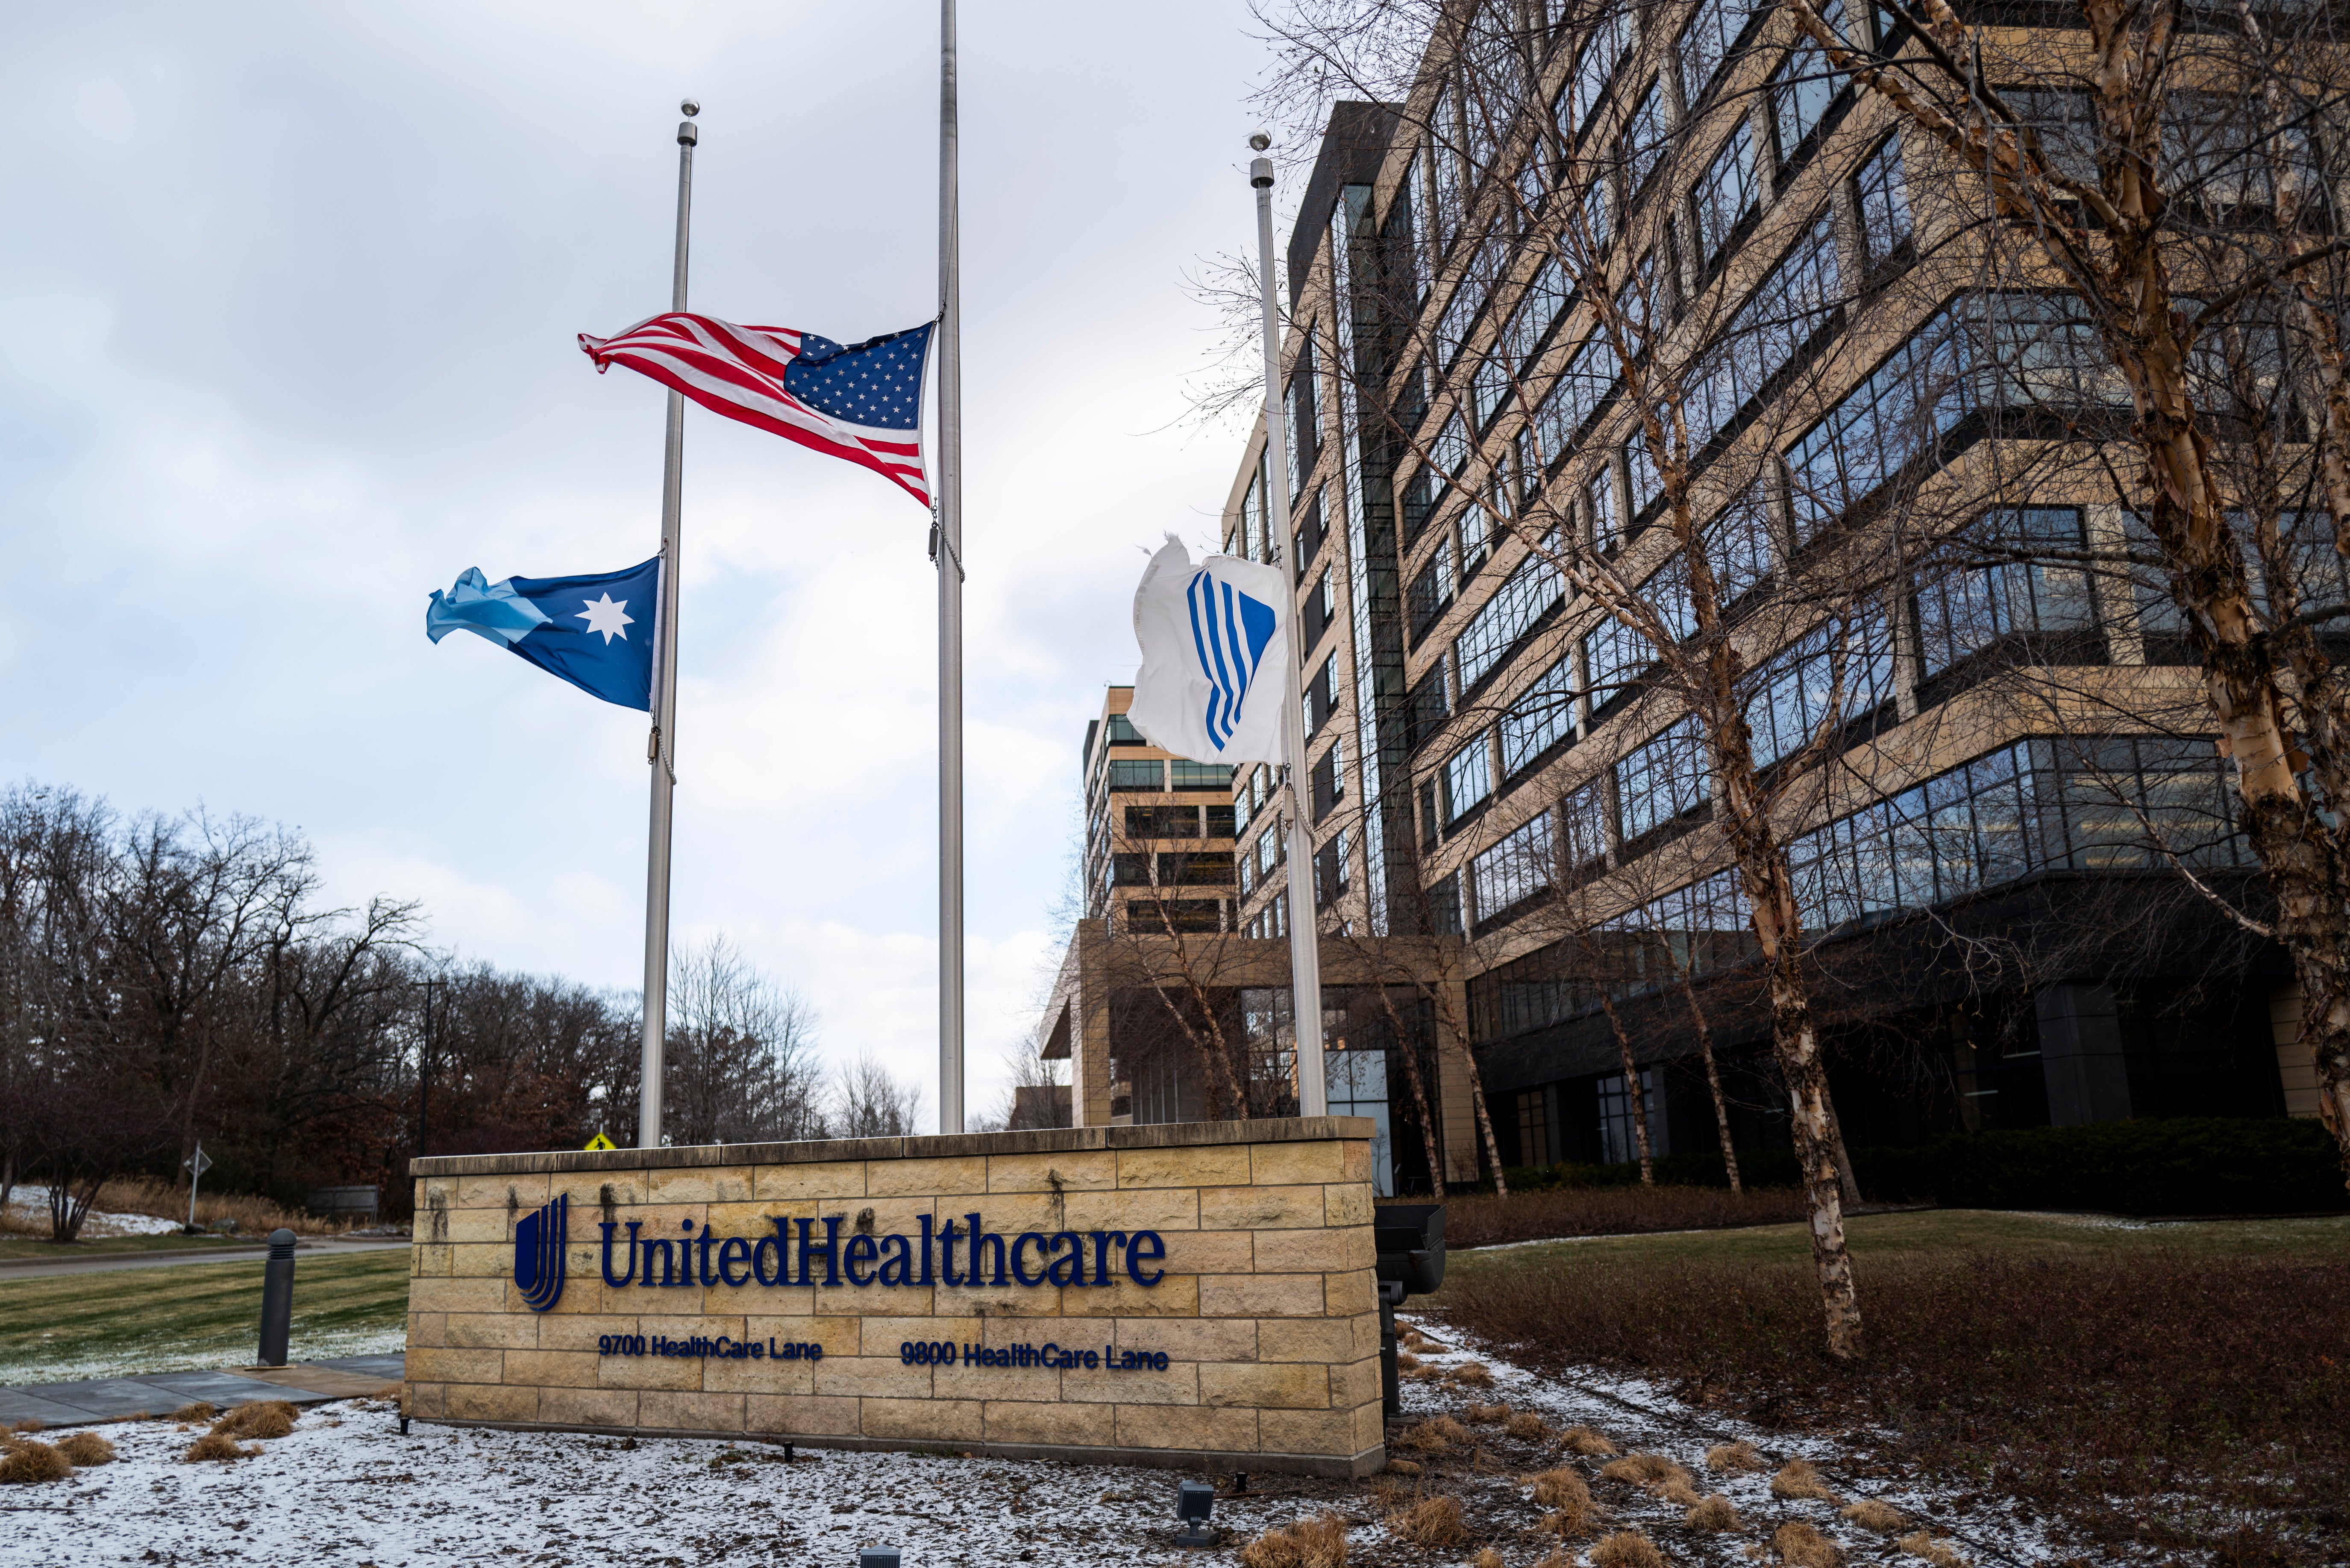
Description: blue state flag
xmin=426 ymin=557 xmax=659 ymax=712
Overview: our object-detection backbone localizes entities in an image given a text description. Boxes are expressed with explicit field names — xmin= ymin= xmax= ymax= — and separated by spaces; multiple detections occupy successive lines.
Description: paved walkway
xmin=0 ymin=1237 xmax=410 ymax=1280
xmin=0 ymin=1354 xmax=405 ymax=1429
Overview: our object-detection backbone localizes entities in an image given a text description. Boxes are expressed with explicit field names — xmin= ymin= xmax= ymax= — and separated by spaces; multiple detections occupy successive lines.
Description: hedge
xmin=1497 ymin=1116 xmax=2347 ymax=1216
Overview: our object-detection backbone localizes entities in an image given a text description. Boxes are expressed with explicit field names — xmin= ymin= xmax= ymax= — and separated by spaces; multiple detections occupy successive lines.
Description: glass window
xmin=1691 ymin=123 xmax=1758 ymax=276
xmin=1679 ymin=0 xmax=1751 ymax=106
xmin=1445 ymin=736 xmax=1492 ymax=821
xmin=1620 ymin=81 xmax=1667 ymax=196
xmin=1287 ymin=335 xmax=1319 ymax=494
xmin=1686 ymin=214 xmax=1840 ymax=452
xmin=1743 ymin=610 xmax=1897 ymax=767
xmin=1471 ymin=813 xmax=1554 ymax=926
xmin=1432 ymin=410 xmax=1469 ymax=477
xmin=1454 ymin=537 xmax=1566 ymax=690
xmin=1555 ymin=10 xmax=1635 ymax=141
xmin=1108 ymin=759 xmax=1163 ymax=791
xmin=1853 ymin=133 xmax=1912 ymax=269
xmin=1771 ymin=0 xmax=1845 ymax=163
xmin=1615 ymin=716 xmax=1709 ymax=840
xmin=1917 ymin=508 xmax=2096 ymax=675
xmin=1598 ymin=1069 xmax=1663 ymax=1164
xmin=1498 ymin=655 xmax=1576 ymax=776
xmin=1408 ymin=540 xmax=1456 ymax=643
xmin=1104 ymin=714 xmax=1145 ymax=745
xmin=1169 ymin=761 xmax=1234 ymax=790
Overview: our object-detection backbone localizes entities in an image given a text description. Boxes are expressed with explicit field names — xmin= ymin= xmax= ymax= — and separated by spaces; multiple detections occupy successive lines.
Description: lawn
xmin=1435 ymin=1206 xmax=2350 ymax=1565
xmin=0 ymin=1233 xmax=254 ymax=1263
xmin=0 ymin=1251 xmax=411 ymax=1386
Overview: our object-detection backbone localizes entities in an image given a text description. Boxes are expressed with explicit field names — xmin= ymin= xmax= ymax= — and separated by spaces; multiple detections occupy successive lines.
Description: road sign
xmin=184 ymin=1147 xmax=213 ymax=1177
xmin=582 ymin=1132 xmax=617 ymax=1152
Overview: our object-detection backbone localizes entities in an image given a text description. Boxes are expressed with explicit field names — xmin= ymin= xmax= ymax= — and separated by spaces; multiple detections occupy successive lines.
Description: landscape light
xmin=1175 ymin=1478 xmax=1216 ymax=1547
xmin=857 ymin=1548 xmax=900 ymax=1568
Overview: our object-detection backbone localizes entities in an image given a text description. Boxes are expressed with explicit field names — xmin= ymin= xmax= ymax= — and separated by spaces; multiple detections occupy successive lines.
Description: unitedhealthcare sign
xmin=513 ymin=1194 xmax=568 ymax=1312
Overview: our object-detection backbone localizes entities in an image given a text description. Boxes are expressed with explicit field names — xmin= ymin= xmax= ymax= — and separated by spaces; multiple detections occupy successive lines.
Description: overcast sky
xmin=0 ymin=3 xmax=1298 ymax=1125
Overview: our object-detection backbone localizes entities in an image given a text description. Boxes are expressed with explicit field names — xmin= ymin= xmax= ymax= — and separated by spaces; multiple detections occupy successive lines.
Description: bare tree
xmin=665 ymin=936 xmax=824 ymax=1147
xmin=831 ymin=1052 xmax=925 ymax=1139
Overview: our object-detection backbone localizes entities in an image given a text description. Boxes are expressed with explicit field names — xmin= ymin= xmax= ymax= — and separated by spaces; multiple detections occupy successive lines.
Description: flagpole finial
xmin=1248 ymin=130 xmax=1271 ymax=151
xmin=678 ymin=99 xmax=700 ymax=147
xmin=1249 ymin=132 xmax=1274 ymax=189
xmin=681 ymin=99 xmax=700 ymax=117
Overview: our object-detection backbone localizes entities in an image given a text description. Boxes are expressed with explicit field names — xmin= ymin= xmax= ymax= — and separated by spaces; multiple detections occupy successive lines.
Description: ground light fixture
xmin=857 ymin=1548 xmax=900 ymax=1568
xmin=1175 ymin=1478 xmax=1216 ymax=1547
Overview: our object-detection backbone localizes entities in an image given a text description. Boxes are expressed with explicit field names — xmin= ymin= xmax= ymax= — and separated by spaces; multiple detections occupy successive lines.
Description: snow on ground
xmin=3 ymin=1185 xmax=182 ymax=1238
xmin=4 ymin=1321 xmax=2070 ymax=1568
xmin=10 ymin=1322 xmax=411 ymax=1388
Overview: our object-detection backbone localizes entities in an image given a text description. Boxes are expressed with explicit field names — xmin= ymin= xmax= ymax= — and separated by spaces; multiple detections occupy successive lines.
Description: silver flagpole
xmin=936 ymin=1 xmax=966 ymax=1134
xmin=1251 ymin=138 xmax=1330 ymax=1119
xmin=637 ymin=100 xmax=698 ymax=1151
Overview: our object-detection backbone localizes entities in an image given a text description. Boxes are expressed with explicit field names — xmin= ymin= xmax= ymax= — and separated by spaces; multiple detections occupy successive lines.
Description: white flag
xmin=1128 ymin=535 xmax=1290 ymax=766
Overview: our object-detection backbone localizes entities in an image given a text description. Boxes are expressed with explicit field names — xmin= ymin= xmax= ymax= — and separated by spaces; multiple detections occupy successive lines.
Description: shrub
xmin=1897 ymin=1530 xmax=1966 ymax=1568
xmin=1238 ymin=1512 xmax=1348 ymax=1568
xmin=210 ymin=1401 xmax=297 ymax=1440
xmin=53 ymin=1432 xmax=115 ymax=1466
xmin=1384 ymin=1494 xmax=1466 ymax=1549
xmin=1771 ymin=1459 xmax=1840 ymax=1502
xmin=1506 ymin=1412 xmax=1548 ymax=1440
xmin=1588 ymin=1530 xmax=1666 ymax=1568
xmin=1841 ymin=1499 xmax=1905 ymax=1533
xmin=1774 ymin=1521 xmax=1844 ymax=1567
xmin=182 ymin=1432 xmax=261 ymax=1462
xmin=0 ymin=1440 xmax=70 ymax=1484
xmin=1445 ymin=1361 xmax=1495 ymax=1388
xmin=1557 ymin=1424 xmax=1616 ymax=1456
xmin=1447 ymin=1185 xmax=1808 ymax=1248
xmin=1706 ymin=1440 xmax=1766 ymax=1473
xmin=1528 ymin=1468 xmax=1591 ymax=1510
xmin=1394 ymin=1350 xmax=1421 ymax=1371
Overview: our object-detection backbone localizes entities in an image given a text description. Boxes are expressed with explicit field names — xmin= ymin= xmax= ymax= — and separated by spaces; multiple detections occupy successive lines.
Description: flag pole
xmin=1251 ymin=138 xmax=1330 ymax=1118
xmin=638 ymin=100 xmax=698 ymax=1150
xmin=936 ymin=0 xmax=966 ymax=1135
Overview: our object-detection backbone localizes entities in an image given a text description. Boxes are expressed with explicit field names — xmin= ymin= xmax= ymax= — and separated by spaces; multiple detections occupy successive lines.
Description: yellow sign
xmin=582 ymin=1132 xmax=617 ymax=1151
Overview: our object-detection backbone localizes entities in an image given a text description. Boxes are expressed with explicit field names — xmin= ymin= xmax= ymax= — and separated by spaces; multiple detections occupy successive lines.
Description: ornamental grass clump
xmin=1685 ymin=1492 xmax=1743 ymax=1531
xmin=210 ymin=1401 xmax=297 ymax=1440
xmin=1529 ymin=1466 xmax=1599 ymax=1537
xmin=1401 ymin=1415 xmax=1471 ymax=1453
xmin=1470 ymin=1550 xmax=1506 ymax=1568
xmin=1588 ymin=1529 xmax=1666 ymax=1568
xmin=1598 ymin=1452 xmax=1695 ymax=1499
xmin=53 ymin=1431 xmax=115 ymax=1466
xmin=1706 ymin=1440 xmax=1767 ymax=1473
xmin=1445 ymin=1361 xmax=1495 ymax=1388
xmin=1774 ymin=1521 xmax=1844 ymax=1567
xmin=1237 ymin=1512 xmax=1348 ymax=1568
xmin=182 ymin=1431 xmax=262 ymax=1462
xmin=1506 ymin=1412 xmax=1549 ymax=1440
xmin=1896 ymin=1530 xmax=1966 ymax=1568
xmin=0 ymin=1439 xmax=70 ymax=1484
xmin=1841 ymin=1499 xmax=1904 ymax=1534
xmin=1466 ymin=1402 xmax=1511 ymax=1424
xmin=1557 ymin=1424 xmax=1617 ymax=1456
xmin=1770 ymin=1459 xmax=1840 ymax=1503
xmin=1384 ymin=1493 xmax=1467 ymax=1550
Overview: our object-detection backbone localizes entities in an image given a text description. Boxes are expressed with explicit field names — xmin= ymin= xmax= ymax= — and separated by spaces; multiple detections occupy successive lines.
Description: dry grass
xmin=1598 ymin=1453 xmax=1695 ymax=1498
xmin=1384 ymin=1493 xmax=1467 ymax=1549
xmin=1445 ymin=1186 xmax=1810 ymax=1248
xmin=1773 ymin=1521 xmax=1844 ymax=1567
xmin=1706 ymin=1440 xmax=1767 ymax=1473
xmin=209 ymin=1400 xmax=297 ymax=1439
xmin=1445 ymin=1360 xmax=1495 ymax=1388
xmin=1557 ymin=1424 xmax=1617 ymax=1456
xmin=1465 ymin=1401 xmax=1511 ymax=1424
xmin=1588 ymin=1530 xmax=1667 ymax=1568
xmin=171 ymin=1402 xmax=216 ymax=1423
xmin=1841 ymin=1499 xmax=1905 ymax=1534
xmin=52 ymin=1431 xmax=115 ymax=1466
xmin=1470 ymin=1550 xmax=1507 ymax=1568
xmin=1529 ymin=1467 xmax=1592 ymax=1510
xmin=1237 ymin=1512 xmax=1349 ymax=1568
xmin=8 ymin=1418 xmax=42 ymax=1433
xmin=1532 ymin=1555 xmax=1578 ymax=1568
xmin=1769 ymin=1459 xmax=1841 ymax=1503
xmin=1400 ymin=1415 xmax=1471 ymax=1453
xmin=181 ymin=1431 xmax=261 ymax=1462
xmin=1394 ymin=1350 xmax=1421 ymax=1371
xmin=1506 ymin=1411 xmax=1549 ymax=1440
xmin=1686 ymin=1492 xmax=1744 ymax=1531
xmin=93 ymin=1175 xmax=358 ymax=1236
xmin=0 ymin=1439 xmax=70 ymax=1484
xmin=1896 ymin=1530 xmax=1967 ymax=1568
xmin=1384 ymin=1458 xmax=1422 ymax=1477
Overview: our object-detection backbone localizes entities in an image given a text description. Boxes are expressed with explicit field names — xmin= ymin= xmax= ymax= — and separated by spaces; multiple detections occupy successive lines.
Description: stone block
xmin=1255 ymin=1318 xmax=1353 ymax=1364
xmin=934 ymin=1357 xmax=1059 ymax=1404
xmin=744 ymin=1314 xmax=861 ymax=1358
xmin=705 ymin=1200 xmax=808 ymax=1239
xmin=986 ymin=1398 xmax=1115 ymax=1446
xmin=549 ymin=1173 xmax=644 ymax=1213
xmin=539 ymin=1386 xmax=640 ymax=1430
xmin=863 ymin=1397 xmax=985 ymax=1443
xmin=986 ymin=1151 xmax=1115 ymax=1193
xmin=1322 ymin=1269 xmax=1377 ymax=1318
xmin=1351 ymin=1399 xmax=1385 ymax=1454
xmin=404 ymin=1347 xmax=504 ymax=1386
xmin=1248 ymin=1142 xmax=1345 ymax=1186
xmin=1199 ymin=1361 xmax=1328 ymax=1410
xmin=454 ymin=1173 xmax=547 ymax=1210
xmin=812 ymin=1284 xmax=934 ymax=1317
xmin=1258 ymin=1407 xmax=1356 ymax=1459
xmin=408 ymin=1311 xmax=446 ymax=1349
xmin=1056 ymin=1274 xmax=1197 ymax=1320
xmin=1346 ymin=1311 xmax=1382 ymax=1360
xmin=1062 ymin=1186 xmax=1199 ymax=1233
xmin=638 ymin=1389 xmax=745 ymax=1432
xmin=946 ymin=1192 xmax=1063 ymax=1234
xmin=1157 ymin=1230 xmax=1254 ymax=1274
xmin=743 ymin=1393 xmax=861 ymax=1437
xmin=411 ymin=1266 xmax=513 ymax=1313
xmin=868 ymin=1156 xmax=988 ymax=1198
xmin=503 ymin=1349 xmax=600 ymax=1389
xmin=752 ymin=1162 xmax=867 ymax=1201
xmin=933 ymin=1280 xmax=1062 ymax=1318
xmin=442 ymin=1206 xmax=517 ymax=1245
xmin=1115 ymin=1403 xmax=1257 ymax=1453
xmin=1341 ymin=1141 xmax=1372 ymax=1185
xmin=1198 ymin=1184 xmax=1324 ymax=1230
xmin=1327 ymin=1354 xmax=1383 ymax=1411
xmin=647 ymin=1165 xmax=754 ymax=1205
xmin=447 ymin=1382 xmax=540 ymax=1424
xmin=1117 ymin=1144 xmax=1251 ymax=1190
xmin=1252 ymin=1227 xmax=1372 ymax=1274
xmin=408 ymin=1380 xmax=446 ymax=1418
xmin=858 ymin=1315 xmax=981 ymax=1356
xmin=812 ymin=1194 xmax=942 ymax=1237
xmin=1199 ymin=1274 xmax=1324 ymax=1319
xmin=597 ymin=1353 xmax=703 ymax=1391
xmin=812 ymin=1356 xmax=934 ymax=1400
xmin=1059 ymin=1362 xmax=1198 ymax=1406
xmin=1113 ymin=1316 xmax=1256 ymax=1362
xmin=1321 ymin=1182 xmax=1374 ymax=1227
xmin=704 ymin=1353 xmax=812 ymax=1395
xmin=536 ymin=1313 xmax=629 ymax=1352
xmin=444 ymin=1313 xmax=538 ymax=1350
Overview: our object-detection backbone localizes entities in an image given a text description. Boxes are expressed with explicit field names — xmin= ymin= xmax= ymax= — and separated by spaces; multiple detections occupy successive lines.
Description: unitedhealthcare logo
xmin=514 ymin=1194 xmax=568 ymax=1312
xmin=1183 ymin=568 xmax=1275 ymax=753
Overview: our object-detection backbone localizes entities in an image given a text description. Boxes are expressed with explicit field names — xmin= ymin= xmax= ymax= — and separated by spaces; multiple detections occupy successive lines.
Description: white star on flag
xmin=576 ymin=593 xmax=634 ymax=643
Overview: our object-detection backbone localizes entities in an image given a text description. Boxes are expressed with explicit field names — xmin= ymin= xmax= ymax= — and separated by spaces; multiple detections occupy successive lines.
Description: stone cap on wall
xmin=408 ymin=1116 xmax=1378 ymax=1179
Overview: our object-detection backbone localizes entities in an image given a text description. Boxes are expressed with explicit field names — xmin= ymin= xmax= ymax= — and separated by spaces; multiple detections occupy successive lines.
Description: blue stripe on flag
xmin=1186 ymin=575 xmax=1231 ymax=749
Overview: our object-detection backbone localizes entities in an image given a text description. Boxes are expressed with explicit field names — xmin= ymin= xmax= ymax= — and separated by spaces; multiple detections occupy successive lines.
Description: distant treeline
xmin=0 ymin=783 xmax=916 ymax=1238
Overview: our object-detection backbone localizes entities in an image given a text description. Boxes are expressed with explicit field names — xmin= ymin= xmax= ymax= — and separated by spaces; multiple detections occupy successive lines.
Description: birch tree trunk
xmin=1677 ymin=972 xmax=1743 ymax=1193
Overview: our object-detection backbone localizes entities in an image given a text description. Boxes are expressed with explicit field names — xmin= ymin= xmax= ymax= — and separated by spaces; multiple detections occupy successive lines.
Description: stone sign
xmin=406 ymin=1118 xmax=1385 ymax=1476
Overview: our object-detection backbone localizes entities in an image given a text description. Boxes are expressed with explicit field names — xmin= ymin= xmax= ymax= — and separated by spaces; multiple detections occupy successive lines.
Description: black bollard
xmin=256 ymin=1227 xmax=298 ymax=1366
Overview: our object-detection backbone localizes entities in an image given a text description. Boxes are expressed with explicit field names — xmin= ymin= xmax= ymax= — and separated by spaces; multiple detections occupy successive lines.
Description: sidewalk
xmin=0 ymin=1354 xmax=404 ymax=1429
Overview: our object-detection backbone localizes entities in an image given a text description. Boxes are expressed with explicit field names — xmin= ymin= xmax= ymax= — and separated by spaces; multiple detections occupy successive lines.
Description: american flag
xmin=578 ymin=312 xmax=935 ymax=506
